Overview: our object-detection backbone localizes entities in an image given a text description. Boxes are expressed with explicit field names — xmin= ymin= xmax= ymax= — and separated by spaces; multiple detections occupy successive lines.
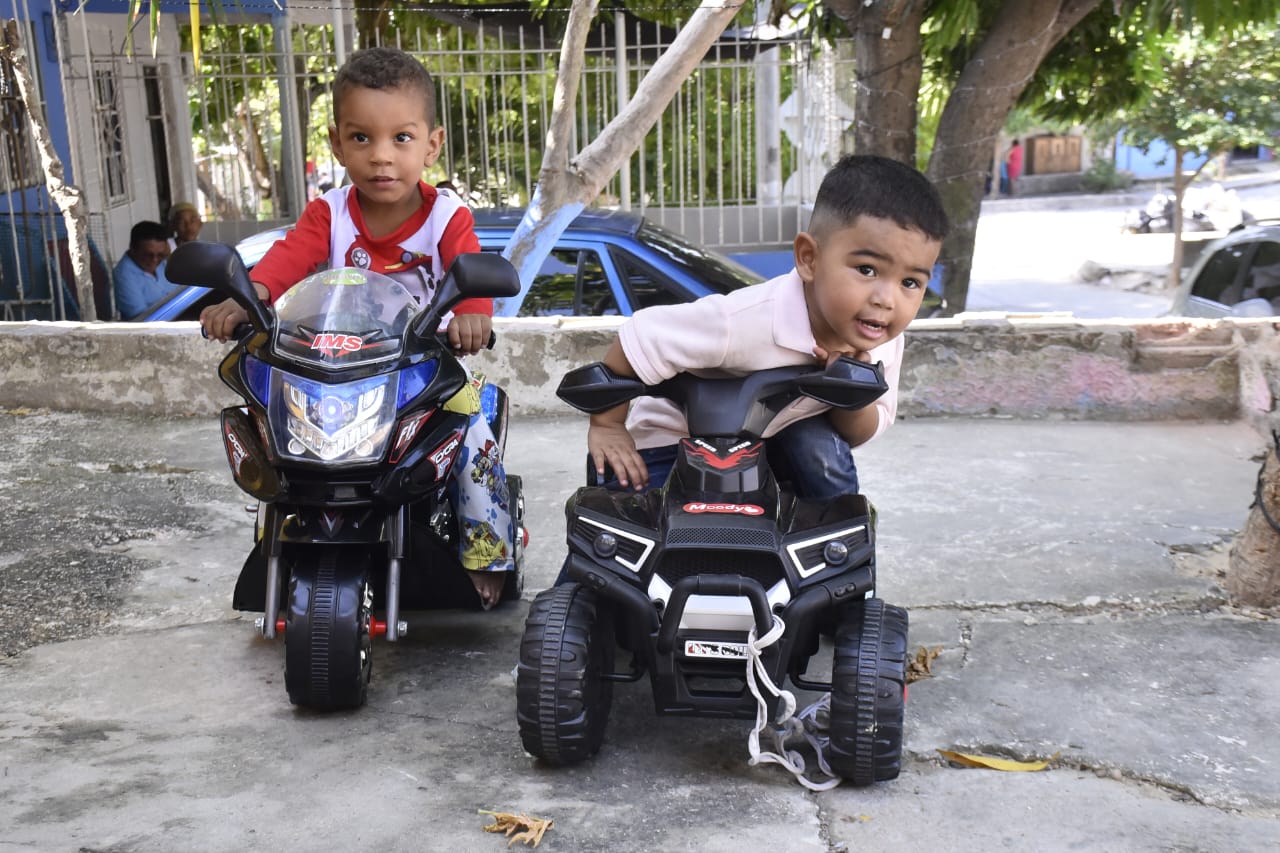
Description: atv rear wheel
xmin=516 ymin=583 xmax=614 ymax=764
xmin=827 ymin=598 xmax=908 ymax=785
xmin=283 ymin=549 xmax=373 ymax=710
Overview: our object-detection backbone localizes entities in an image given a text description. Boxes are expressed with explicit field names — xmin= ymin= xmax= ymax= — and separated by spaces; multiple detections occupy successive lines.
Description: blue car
xmin=136 ymin=208 xmax=767 ymax=321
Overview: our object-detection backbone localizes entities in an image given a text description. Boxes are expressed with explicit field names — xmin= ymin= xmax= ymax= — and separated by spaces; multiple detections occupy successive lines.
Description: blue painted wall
xmin=1113 ymin=134 xmax=1210 ymax=180
xmin=2 ymin=8 xmax=73 ymax=212
xmin=1115 ymin=132 xmax=1275 ymax=179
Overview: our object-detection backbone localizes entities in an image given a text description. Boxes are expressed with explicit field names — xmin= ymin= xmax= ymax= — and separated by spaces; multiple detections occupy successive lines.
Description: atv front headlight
xmin=786 ymin=525 xmax=869 ymax=579
xmin=268 ymin=369 xmax=398 ymax=464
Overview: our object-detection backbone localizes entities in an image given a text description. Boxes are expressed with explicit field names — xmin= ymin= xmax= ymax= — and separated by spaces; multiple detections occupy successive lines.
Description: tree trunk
xmin=196 ymin=165 xmax=244 ymax=222
xmin=355 ymin=1 xmax=392 ymax=48
xmin=1228 ymin=434 xmax=1280 ymax=607
xmin=1168 ymin=146 xmax=1187 ymax=292
xmin=2 ymin=20 xmax=97 ymax=321
xmin=926 ymin=0 xmax=1100 ymax=315
xmin=236 ymin=104 xmax=273 ymax=192
xmin=825 ymin=0 xmax=925 ymax=163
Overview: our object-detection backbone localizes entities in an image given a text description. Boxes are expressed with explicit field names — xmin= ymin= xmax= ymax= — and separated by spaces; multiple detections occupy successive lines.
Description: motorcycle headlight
xmin=268 ymin=369 xmax=399 ymax=464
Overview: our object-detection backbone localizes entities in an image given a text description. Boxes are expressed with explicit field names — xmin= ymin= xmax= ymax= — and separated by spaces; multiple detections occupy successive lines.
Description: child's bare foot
xmin=468 ymin=570 xmax=506 ymax=610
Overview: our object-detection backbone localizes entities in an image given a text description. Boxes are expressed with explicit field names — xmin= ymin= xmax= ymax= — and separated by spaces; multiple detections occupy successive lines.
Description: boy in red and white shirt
xmin=201 ymin=47 xmax=512 ymax=608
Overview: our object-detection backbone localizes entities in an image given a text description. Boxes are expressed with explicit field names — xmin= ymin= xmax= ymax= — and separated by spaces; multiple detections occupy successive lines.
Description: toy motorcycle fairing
xmin=168 ymin=241 xmax=524 ymax=710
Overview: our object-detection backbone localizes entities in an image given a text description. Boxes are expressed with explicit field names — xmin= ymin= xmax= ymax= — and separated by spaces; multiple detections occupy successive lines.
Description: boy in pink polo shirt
xmin=587 ymin=155 xmax=950 ymax=497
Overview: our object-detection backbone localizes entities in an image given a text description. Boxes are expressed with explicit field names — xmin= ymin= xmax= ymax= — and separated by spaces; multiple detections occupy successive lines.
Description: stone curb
xmin=5 ymin=316 xmax=1279 ymax=429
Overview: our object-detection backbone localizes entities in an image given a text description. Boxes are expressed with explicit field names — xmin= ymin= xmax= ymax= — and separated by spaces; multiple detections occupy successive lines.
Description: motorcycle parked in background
xmin=1124 ymin=184 xmax=1255 ymax=234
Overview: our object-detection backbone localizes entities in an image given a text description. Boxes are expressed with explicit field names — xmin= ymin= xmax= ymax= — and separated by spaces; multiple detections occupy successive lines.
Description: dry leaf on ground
xmin=937 ymin=749 xmax=1059 ymax=771
xmin=479 ymin=809 xmax=555 ymax=848
xmin=907 ymin=645 xmax=942 ymax=683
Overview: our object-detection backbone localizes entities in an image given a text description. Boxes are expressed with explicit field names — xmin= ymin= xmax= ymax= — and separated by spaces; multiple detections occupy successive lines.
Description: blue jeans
xmin=594 ymin=413 xmax=860 ymax=499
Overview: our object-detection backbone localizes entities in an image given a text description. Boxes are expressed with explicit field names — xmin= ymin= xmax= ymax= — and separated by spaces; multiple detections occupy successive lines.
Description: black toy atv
xmin=515 ymin=357 xmax=909 ymax=785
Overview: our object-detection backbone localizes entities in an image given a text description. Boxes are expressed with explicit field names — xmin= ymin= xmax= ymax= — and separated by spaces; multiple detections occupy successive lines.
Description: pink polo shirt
xmin=619 ymin=269 xmax=903 ymax=451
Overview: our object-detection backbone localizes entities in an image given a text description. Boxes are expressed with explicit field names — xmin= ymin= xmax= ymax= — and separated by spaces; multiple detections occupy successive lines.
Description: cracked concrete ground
xmin=1 ymin=410 xmax=1277 ymax=852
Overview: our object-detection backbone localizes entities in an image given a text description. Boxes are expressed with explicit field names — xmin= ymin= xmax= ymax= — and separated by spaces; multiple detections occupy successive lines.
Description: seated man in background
xmin=113 ymin=220 xmax=179 ymax=320
xmin=167 ymin=202 xmax=203 ymax=249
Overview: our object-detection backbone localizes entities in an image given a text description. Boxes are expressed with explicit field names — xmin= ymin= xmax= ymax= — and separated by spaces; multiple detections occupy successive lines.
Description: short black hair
xmin=129 ymin=220 xmax=169 ymax=249
xmin=333 ymin=47 xmax=437 ymax=126
xmin=808 ymin=155 xmax=950 ymax=242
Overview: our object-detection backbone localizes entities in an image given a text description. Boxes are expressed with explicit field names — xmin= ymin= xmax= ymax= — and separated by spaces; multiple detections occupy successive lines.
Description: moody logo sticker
xmin=682 ymin=502 xmax=764 ymax=516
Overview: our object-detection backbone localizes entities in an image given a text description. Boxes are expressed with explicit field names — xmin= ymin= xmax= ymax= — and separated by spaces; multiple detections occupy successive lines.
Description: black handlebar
xmin=204 ymin=324 xmax=496 ymax=350
xmin=200 ymin=322 xmax=255 ymax=341
xmin=434 ymin=329 xmax=498 ymax=351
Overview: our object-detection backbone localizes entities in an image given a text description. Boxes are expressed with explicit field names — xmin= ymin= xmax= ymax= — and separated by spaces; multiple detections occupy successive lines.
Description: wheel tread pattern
xmin=515 ymin=584 xmax=613 ymax=765
xmin=284 ymin=550 xmax=372 ymax=710
xmin=827 ymin=599 xmax=908 ymax=785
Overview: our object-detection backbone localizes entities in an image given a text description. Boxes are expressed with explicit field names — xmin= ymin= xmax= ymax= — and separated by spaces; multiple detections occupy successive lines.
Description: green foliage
xmin=870 ymin=0 xmax=1280 ymax=153
xmin=1120 ymin=23 xmax=1280 ymax=167
xmin=1015 ymin=1 xmax=1280 ymax=129
xmin=1078 ymin=158 xmax=1133 ymax=193
xmin=1017 ymin=6 xmax=1156 ymax=125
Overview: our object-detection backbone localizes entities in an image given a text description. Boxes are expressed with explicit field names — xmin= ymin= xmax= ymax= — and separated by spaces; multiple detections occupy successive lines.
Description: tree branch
xmin=574 ymin=0 xmax=746 ymax=187
xmin=541 ymin=0 xmax=600 ymax=185
xmin=1 ymin=18 xmax=97 ymax=320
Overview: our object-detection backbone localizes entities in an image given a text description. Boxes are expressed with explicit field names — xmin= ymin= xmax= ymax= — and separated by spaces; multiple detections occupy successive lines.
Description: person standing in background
xmin=1005 ymin=139 xmax=1024 ymax=196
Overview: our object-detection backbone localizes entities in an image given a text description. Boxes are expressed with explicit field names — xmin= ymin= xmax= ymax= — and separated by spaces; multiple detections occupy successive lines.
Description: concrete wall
xmin=4 ymin=316 xmax=1278 ymax=428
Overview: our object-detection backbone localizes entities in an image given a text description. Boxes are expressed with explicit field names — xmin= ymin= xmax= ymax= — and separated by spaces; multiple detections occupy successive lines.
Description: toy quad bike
xmin=516 ymin=357 xmax=909 ymax=785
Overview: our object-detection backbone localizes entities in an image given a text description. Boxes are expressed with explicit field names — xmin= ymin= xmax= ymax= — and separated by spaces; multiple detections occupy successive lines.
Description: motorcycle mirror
xmin=411 ymin=253 xmax=522 ymax=339
xmin=167 ymin=240 xmax=272 ymax=333
xmin=795 ymin=356 xmax=889 ymax=410
xmin=557 ymin=362 xmax=649 ymax=414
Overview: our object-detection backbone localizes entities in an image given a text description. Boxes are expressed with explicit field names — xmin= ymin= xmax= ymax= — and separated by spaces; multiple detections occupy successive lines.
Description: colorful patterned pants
xmin=445 ymin=371 xmax=515 ymax=575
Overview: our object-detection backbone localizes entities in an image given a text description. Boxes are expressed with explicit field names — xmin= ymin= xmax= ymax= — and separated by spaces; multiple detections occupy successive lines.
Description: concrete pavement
xmin=1 ymin=409 xmax=1277 ymax=851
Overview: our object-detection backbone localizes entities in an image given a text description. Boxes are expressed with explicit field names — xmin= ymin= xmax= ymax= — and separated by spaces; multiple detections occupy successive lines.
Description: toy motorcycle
xmin=516 ymin=357 xmax=909 ymax=785
xmin=167 ymin=241 xmax=524 ymax=710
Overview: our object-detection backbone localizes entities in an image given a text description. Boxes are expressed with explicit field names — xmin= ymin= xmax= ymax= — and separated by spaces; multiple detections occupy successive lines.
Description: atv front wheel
xmin=283 ymin=549 xmax=373 ymax=710
xmin=827 ymin=598 xmax=908 ymax=785
xmin=515 ymin=583 xmax=614 ymax=764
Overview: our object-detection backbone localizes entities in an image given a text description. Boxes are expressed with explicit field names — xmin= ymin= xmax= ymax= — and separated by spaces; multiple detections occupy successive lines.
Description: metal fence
xmin=190 ymin=15 xmax=857 ymax=234
xmin=3 ymin=9 xmax=858 ymax=321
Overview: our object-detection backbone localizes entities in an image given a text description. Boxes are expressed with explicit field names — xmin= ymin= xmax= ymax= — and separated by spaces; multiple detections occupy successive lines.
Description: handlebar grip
xmin=199 ymin=323 xmax=256 ymax=341
xmin=435 ymin=329 xmax=499 ymax=351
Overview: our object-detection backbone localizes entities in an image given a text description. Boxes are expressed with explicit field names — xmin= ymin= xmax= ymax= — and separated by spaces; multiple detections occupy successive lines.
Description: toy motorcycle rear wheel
xmin=515 ymin=582 xmax=614 ymax=764
xmin=283 ymin=549 xmax=373 ymax=710
xmin=502 ymin=475 xmax=526 ymax=603
xmin=827 ymin=598 xmax=909 ymax=785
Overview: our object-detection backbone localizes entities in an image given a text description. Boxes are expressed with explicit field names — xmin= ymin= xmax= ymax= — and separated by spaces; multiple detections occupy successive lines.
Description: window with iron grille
xmin=92 ymin=64 xmax=127 ymax=201
xmin=0 ymin=44 xmax=39 ymax=191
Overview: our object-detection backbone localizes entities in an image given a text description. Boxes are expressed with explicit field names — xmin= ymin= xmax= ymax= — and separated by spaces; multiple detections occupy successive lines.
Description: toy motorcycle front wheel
xmin=515 ymin=582 xmax=614 ymax=764
xmin=283 ymin=549 xmax=373 ymax=710
xmin=827 ymin=598 xmax=909 ymax=785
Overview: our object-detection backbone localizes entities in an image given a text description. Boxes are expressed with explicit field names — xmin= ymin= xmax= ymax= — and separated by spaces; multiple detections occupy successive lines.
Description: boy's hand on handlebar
xmin=447 ymin=313 xmax=492 ymax=355
xmin=588 ymin=420 xmax=648 ymax=490
xmin=200 ymin=298 xmax=250 ymax=343
xmin=813 ymin=345 xmax=871 ymax=367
